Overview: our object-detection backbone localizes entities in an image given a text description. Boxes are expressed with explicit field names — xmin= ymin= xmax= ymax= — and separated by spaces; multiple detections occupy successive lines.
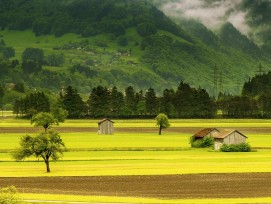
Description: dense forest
xmin=0 ymin=0 xmax=270 ymax=96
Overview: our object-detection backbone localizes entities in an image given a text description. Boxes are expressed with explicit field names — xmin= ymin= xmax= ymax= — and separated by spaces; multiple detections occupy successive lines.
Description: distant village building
xmin=193 ymin=128 xmax=247 ymax=150
xmin=98 ymin=118 xmax=114 ymax=135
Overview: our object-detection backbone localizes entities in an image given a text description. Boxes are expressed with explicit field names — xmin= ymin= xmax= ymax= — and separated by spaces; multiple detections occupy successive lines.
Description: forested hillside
xmin=0 ymin=0 xmax=270 ymax=98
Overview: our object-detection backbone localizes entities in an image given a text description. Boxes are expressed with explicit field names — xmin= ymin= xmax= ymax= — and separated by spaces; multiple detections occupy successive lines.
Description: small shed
xmin=213 ymin=130 xmax=247 ymax=150
xmin=193 ymin=128 xmax=220 ymax=140
xmin=98 ymin=118 xmax=114 ymax=135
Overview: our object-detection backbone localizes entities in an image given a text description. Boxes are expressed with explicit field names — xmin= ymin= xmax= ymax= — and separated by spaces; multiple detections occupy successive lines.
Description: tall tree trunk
xmin=159 ymin=125 xmax=162 ymax=135
xmin=45 ymin=159 xmax=50 ymax=173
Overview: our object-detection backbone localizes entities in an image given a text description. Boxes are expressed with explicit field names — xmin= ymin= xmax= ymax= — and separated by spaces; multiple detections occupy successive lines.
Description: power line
xmin=213 ymin=64 xmax=218 ymax=96
xmin=219 ymin=71 xmax=223 ymax=93
xmin=255 ymin=63 xmax=265 ymax=76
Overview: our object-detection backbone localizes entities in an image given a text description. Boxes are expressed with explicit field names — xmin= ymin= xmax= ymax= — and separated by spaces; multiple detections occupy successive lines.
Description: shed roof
xmin=193 ymin=128 xmax=219 ymax=138
xmin=214 ymin=130 xmax=248 ymax=139
xmin=98 ymin=118 xmax=115 ymax=124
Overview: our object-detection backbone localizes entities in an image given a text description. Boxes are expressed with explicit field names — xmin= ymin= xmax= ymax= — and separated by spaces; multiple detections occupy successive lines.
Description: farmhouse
xmin=213 ymin=130 xmax=247 ymax=150
xmin=193 ymin=128 xmax=220 ymax=140
xmin=193 ymin=128 xmax=248 ymax=150
xmin=98 ymin=118 xmax=114 ymax=135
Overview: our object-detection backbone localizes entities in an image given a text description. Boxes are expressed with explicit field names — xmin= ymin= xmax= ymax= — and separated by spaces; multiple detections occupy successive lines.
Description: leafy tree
xmin=155 ymin=113 xmax=170 ymax=135
xmin=21 ymin=51 xmax=43 ymax=73
xmin=45 ymin=53 xmax=64 ymax=67
xmin=0 ymin=186 xmax=22 ymax=204
xmin=12 ymin=130 xmax=65 ymax=173
xmin=51 ymin=107 xmax=68 ymax=123
xmin=31 ymin=112 xmax=58 ymax=132
xmin=22 ymin=48 xmax=44 ymax=63
xmin=22 ymin=60 xmax=42 ymax=73
xmin=0 ymin=40 xmax=15 ymax=59
xmin=0 ymin=46 xmax=15 ymax=59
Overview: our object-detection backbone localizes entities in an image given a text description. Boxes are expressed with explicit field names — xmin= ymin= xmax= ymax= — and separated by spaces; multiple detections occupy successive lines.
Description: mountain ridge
xmin=0 ymin=0 xmax=270 ymax=96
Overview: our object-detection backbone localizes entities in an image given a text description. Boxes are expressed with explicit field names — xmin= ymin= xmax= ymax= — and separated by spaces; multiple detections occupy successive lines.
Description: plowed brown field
xmin=1 ymin=173 xmax=271 ymax=198
xmin=1 ymin=127 xmax=271 ymax=134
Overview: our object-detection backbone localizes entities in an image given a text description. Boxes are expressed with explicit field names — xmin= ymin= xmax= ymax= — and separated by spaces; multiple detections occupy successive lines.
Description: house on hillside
xmin=98 ymin=118 xmax=114 ymax=135
xmin=213 ymin=130 xmax=247 ymax=150
xmin=193 ymin=128 xmax=248 ymax=150
xmin=193 ymin=128 xmax=220 ymax=140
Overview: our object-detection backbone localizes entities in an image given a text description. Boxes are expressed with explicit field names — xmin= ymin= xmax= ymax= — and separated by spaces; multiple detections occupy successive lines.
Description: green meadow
xmin=1 ymin=118 xmax=271 ymax=203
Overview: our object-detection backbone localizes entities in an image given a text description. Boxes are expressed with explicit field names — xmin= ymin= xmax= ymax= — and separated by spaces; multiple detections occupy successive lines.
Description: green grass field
xmin=1 ymin=118 xmax=271 ymax=203
xmin=20 ymin=193 xmax=271 ymax=204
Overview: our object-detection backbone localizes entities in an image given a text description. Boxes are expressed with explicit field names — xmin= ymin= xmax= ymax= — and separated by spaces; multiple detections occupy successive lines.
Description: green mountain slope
xmin=0 ymin=0 xmax=270 ymax=95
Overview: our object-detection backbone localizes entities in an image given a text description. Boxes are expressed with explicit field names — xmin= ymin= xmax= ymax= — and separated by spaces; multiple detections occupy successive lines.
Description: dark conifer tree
xmin=145 ymin=87 xmax=158 ymax=115
xmin=88 ymin=86 xmax=110 ymax=117
xmin=62 ymin=86 xmax=86 ymax=118
xmin=110 ymin=86 xmax=125 ymax=117
xmin=124 ymin=86 xmax=137 ymax=115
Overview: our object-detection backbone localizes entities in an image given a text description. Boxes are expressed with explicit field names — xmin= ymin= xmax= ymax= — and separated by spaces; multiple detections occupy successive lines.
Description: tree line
xmin=13 ymin=82 xmax=216 ymax=119
xmin=217 ymin=71 xmax=271 ymax=118
xmin=12 ymin=71 xmax=271 ymax=119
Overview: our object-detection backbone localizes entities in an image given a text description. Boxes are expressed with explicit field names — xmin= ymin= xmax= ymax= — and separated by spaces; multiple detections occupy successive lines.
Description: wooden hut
xmin=213 ymin=130 xmax=247 ymax=150
xmin=193 ymin=128 xmax=220 ymax=140
xmin=98 ymin=118 xmax=114 ymax=135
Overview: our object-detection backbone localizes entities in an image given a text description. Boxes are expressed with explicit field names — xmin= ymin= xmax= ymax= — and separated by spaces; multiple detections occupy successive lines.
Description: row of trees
xmin=218 ymin=93 xmax=271 ymax=118
xmin=13 ymin=82 xmax=216 ymax=119
xmin=64 ymin=82 xmax=215 ymax=118
xmin=12 ymin=85 xmax=271 ymax=119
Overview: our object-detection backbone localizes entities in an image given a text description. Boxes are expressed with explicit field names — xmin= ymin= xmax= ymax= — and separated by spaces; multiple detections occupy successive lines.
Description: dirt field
xmin=1 ymin=173 xmax=271 ymax=199
xmin=1 ymin=126 xmax=271 ymax=134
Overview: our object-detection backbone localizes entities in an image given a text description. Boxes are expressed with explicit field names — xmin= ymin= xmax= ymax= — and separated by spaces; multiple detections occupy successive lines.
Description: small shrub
xmin=190 ymin=136 xmax=214 ymax=148
xmin=117 ymin=35 xmax=128 ymax=46
xmin=0 ymin=186 xmax=22 ymax=204
xmin=220 ymin=143 xmax=251 ymax=152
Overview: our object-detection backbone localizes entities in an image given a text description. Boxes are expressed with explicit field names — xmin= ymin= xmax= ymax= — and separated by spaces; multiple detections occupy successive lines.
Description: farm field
xmin=1 ymin=118 xmax=271 ymax=203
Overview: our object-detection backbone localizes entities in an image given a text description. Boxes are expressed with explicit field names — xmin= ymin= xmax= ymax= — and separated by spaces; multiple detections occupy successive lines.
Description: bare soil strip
xmin=1 ymin=127 xmax=271 ymax=134
xmin=1 ymin=173 xmax=271 ymax=199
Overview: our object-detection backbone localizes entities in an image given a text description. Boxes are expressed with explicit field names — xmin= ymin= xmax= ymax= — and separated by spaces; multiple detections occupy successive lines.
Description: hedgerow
xmin=220 ymin=143 xmax=252 ymax=152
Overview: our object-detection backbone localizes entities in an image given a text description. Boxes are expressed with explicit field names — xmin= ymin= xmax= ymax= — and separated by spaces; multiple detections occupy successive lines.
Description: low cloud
xmin=161 ymin=0 xmax=250 ymax=34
